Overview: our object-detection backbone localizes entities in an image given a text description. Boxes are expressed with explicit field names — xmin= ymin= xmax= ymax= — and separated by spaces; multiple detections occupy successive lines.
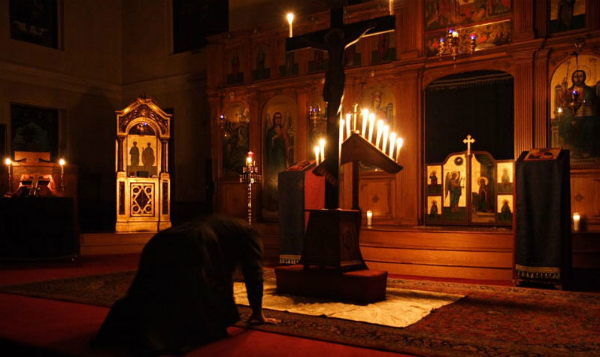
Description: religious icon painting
xmin=424 ymin=20 xmax=512 ymax=57
xmin=426 ymin=196 xmax=442 ymax=223
xmin=9 ymin=0 xmax=59 ymax=49
xmin=127 ymin=123 xmax=158 ymax=177
xmin=370 ymin=32 xmax=396 ymax=64
xmin=222 ymin=102 xmax=250 ymax=178
xmin=308 ymin=49 xmax=328 ymax=74
xmin=442 ymin=154 xmax=467 ymax=222
xmin=550 ymin=54 xmax=600 ymax=163
xmin=470 ymin=153 xmax=495 ymax=224
xmin=496 ymin=162 xmax=513 ymax=194
xmin=10 ymin=104 xmax=59 ymax=160
xmin=226 ymin=50 xmax=244 ymax=85
xmin=262 ymin=95 xmax=298 ymax=222
xmin=252 ymin=45 xmax=270 ymax=81
xmin=497 ymin=195 xmax=513 ymax=225
xmin=426 ymin=165 xmax=442 ymax=195
xmin=424 ymin=0 xmax=512 ymax=32
xmin=549 ymin=0 xmax=586 ymax=34
xmin=279 ymin=50 xmax=299 ymax=77
xmin=359 ymin=84 xmax=395 ymax=171
xmin=344 ymin=43 xmax=362 ymax=68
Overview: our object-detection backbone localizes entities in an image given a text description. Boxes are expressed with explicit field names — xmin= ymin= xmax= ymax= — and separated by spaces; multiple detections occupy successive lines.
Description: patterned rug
xmin=1 ymin=270 xmax=599 ymax=356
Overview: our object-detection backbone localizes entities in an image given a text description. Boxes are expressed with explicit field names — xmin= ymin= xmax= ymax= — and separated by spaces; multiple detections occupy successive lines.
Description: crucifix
xmin=463 ymin=135 xmax=475 ymax=156
xmin=286 ymin=0 xmax=395 ymax=209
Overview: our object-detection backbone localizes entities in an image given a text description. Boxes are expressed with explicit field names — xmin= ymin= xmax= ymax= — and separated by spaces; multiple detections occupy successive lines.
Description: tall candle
xmin=361 ymin=109 xmax=369 ymax=136
xmin=368 ymin=113 xmax=375 ymax=143
xmin=573 ymin=212 xmax=581 ymax=231
xmin=346 ymin=113 xmax=352 ymax=138
xmin=366 ymin=210 xmax=373 ymax=226
xmin=59 ymin=158 xmax=66 ymax=175
xmin=353 ymin=104 xmax=358 ymax=131
xmin=382 ymin=125 xmax=389 ymax=154
xmin=395 ymin=138 xmax=403 ymax=161
xmin=315 ymin=145 xmax=319 ymax=165
xmin=389 ymin=0 xmax=394 ymax=15
xmin=319 ymin=138 xmax=325 ymax=163
xmin=389 ymin=132 xmax=396 ymax=158
xmin=340 ymin=118 xmax=345 ymax=143
xmin=286 ymin=13 xmax=294 ymax=38
xmin=246 ymin=151 xmax=254 ymax=166
xmin=375 ymin=120 xmax=384 ymax=148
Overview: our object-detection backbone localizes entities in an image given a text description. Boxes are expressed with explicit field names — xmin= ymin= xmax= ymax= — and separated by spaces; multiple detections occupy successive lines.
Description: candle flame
xmin=286 ymin=13 xmax=294 ymax=24
xmin=59 ymin=158 xmax=66 ymax=166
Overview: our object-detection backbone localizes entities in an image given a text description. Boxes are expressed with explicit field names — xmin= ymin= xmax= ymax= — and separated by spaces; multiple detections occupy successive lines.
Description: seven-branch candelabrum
xmin=326 ymin=107 xmax=403 ymax=164
xmin=240 ymin=152 xmax=261 ymax=226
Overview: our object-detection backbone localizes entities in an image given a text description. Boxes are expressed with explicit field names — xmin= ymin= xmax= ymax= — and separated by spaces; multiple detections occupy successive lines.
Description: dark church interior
xmin=1 ymin=0 xmax=600 ymax=355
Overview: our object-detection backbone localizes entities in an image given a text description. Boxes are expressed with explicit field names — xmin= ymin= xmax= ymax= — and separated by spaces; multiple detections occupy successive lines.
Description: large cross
xmin=286 ymin=0 xmax=395 ymax=209
xmin=463 ymin=135 xmax=475 ymax=156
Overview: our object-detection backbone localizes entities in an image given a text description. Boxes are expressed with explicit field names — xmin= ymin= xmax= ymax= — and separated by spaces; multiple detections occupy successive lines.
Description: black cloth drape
xmin=515 ymin=150 xmax=571 ymax=285
xmin=425 ymin=71 xmax=514 ymax=163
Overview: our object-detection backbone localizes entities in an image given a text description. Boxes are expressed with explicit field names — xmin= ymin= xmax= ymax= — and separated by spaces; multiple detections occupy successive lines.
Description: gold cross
xmin=463 ymin=135 xmax=475 ymax=155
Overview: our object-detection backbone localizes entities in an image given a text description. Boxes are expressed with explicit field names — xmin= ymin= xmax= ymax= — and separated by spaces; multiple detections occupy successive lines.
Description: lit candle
xmin=319 ymin=138 xmax=325 ymax=163
xmin=375 ymin=120 xmax=384 ymax=148
xmin=361 ymin=109 xmax=369 ymax=136
xmin=452 ymin=30 xmax=459 ymax=38
xmin=340 ymin=118 xmax=345 ymax=143
xmin=573 ymin=212 xmax=581 ymax=232
xmin=246 ymin=151 xmax=254 ymax=167
xmin=389 ymin=132 xmax=397 ymax=158
xmin=368 ymin=113 xmax=375 ymax=143
xmin=353 ymin=104 xmax=358 ymax=131
xmin=346 ymin=113 xmax=352 ymax=138
xmin=395 ymin=138 xmax=403 ymax=161
xmin=286 ymin=13 xmax=294 ymax=38
xmin=314 ymin=146 xmax=320 ymax=165
xmin=59 ymin=158 xmax=66 ymax=175
xmin=366 ymin=210 xmax=373 ymax=226
xmin=389 ymin=0 xmax=394 ymax=15
xmin=382 ymin=125 xmax=389 ymax=154
xmin=4 ymin=158 xmax=11 ymax=167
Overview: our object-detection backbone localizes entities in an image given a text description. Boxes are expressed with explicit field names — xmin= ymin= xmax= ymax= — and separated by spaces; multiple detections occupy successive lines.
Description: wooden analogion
xmin=115 ymin=97 xmax=172 ymax=233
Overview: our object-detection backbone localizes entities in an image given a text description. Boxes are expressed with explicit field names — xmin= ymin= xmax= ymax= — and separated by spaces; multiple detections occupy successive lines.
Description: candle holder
xmin=438 ymin=30 xmax=476 ymax=61
xmin=59 ymin=158 xmax=66 ymax=192
xmin=4 ymin=158 xmax=12 ymax=195
xmin=239 ymin=152 xmax=261 ymax=226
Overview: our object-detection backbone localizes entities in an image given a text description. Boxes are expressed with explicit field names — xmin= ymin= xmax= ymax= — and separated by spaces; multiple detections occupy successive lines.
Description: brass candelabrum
xmin=438 ymin=29 xmax=476 ymax=61
xmin=239 ymin=152 xmax=261 ymax=226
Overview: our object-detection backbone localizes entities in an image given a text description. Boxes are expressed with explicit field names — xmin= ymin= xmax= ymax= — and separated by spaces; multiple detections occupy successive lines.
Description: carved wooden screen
xmin=425 ymin=151 xmax=513 ymax=226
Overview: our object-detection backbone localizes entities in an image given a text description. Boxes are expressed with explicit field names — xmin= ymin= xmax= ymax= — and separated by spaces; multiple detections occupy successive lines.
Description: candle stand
xmin=239 ymin=158 xmax=261 ymax=226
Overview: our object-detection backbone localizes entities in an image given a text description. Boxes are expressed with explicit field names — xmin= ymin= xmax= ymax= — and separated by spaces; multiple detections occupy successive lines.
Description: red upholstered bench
xmin=274 ymin=265 xmax=387 ymax=304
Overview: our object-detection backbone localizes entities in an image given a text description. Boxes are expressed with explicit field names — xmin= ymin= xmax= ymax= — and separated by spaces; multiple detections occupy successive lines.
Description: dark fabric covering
xmin=425 ymin=71 xmax=514 ymax=163
xmin=0 ymin=197 xmax=77 ymax=259
xmin=92 ymin=215 xmax=264 ymax=356
xmin=278 ymin=170 xmax=306 ymax=264
xmin=515 ymin=150 xmax=571 ymax=284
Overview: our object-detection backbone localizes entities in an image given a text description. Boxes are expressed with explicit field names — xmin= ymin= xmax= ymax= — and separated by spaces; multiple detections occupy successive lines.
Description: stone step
xmin=80 ymin=232 xmax=154 ymax=255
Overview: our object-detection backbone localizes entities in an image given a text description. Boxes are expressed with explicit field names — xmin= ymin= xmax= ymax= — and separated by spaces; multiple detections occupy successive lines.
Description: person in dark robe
xmin=91 ymin=215 xmax=279 ymax=356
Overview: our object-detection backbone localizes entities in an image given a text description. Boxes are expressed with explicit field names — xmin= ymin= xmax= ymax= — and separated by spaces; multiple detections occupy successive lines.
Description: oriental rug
xmin=1 ymin=271 xmax=599 ymax=356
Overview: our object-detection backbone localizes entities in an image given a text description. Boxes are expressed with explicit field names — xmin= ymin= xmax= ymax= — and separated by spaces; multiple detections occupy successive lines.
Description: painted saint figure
xmin=556 ymin=69 xmax=600 ymax=159
xmin=429 ymin=200 xmax=439 ymax=219
xmin=445 ymin=171 xmax=462 ymax=212
xmin=142 ymin=143 xmax=155 ymax=174
xmin=130 ymin=142 xmax=140 ymax=167
xmin=429 ymin=170 xmax=438 ymax=186
xmin=264 ymin=112 xmax=293 ymax=212
xmin=477 ymin=177 xmax=491 ymax=213
xmin=500 ymin=200 xmax=512 ymax=221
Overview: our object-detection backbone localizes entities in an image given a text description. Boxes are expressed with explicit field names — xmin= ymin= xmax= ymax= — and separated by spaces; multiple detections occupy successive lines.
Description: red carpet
xmin=0 ymin=255 xmax=409 ymax=356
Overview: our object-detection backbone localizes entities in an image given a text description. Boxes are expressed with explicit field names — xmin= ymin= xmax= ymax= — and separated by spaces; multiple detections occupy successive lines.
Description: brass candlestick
xmin=239 ymin=152 xmax=261 ymax=226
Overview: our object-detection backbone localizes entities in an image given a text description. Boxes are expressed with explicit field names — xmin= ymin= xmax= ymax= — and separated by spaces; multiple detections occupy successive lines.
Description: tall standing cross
xmin=286 ymin=0 xmax=395 ymax=209
xmin=463 ymin=135 xmax=475 ymax=156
